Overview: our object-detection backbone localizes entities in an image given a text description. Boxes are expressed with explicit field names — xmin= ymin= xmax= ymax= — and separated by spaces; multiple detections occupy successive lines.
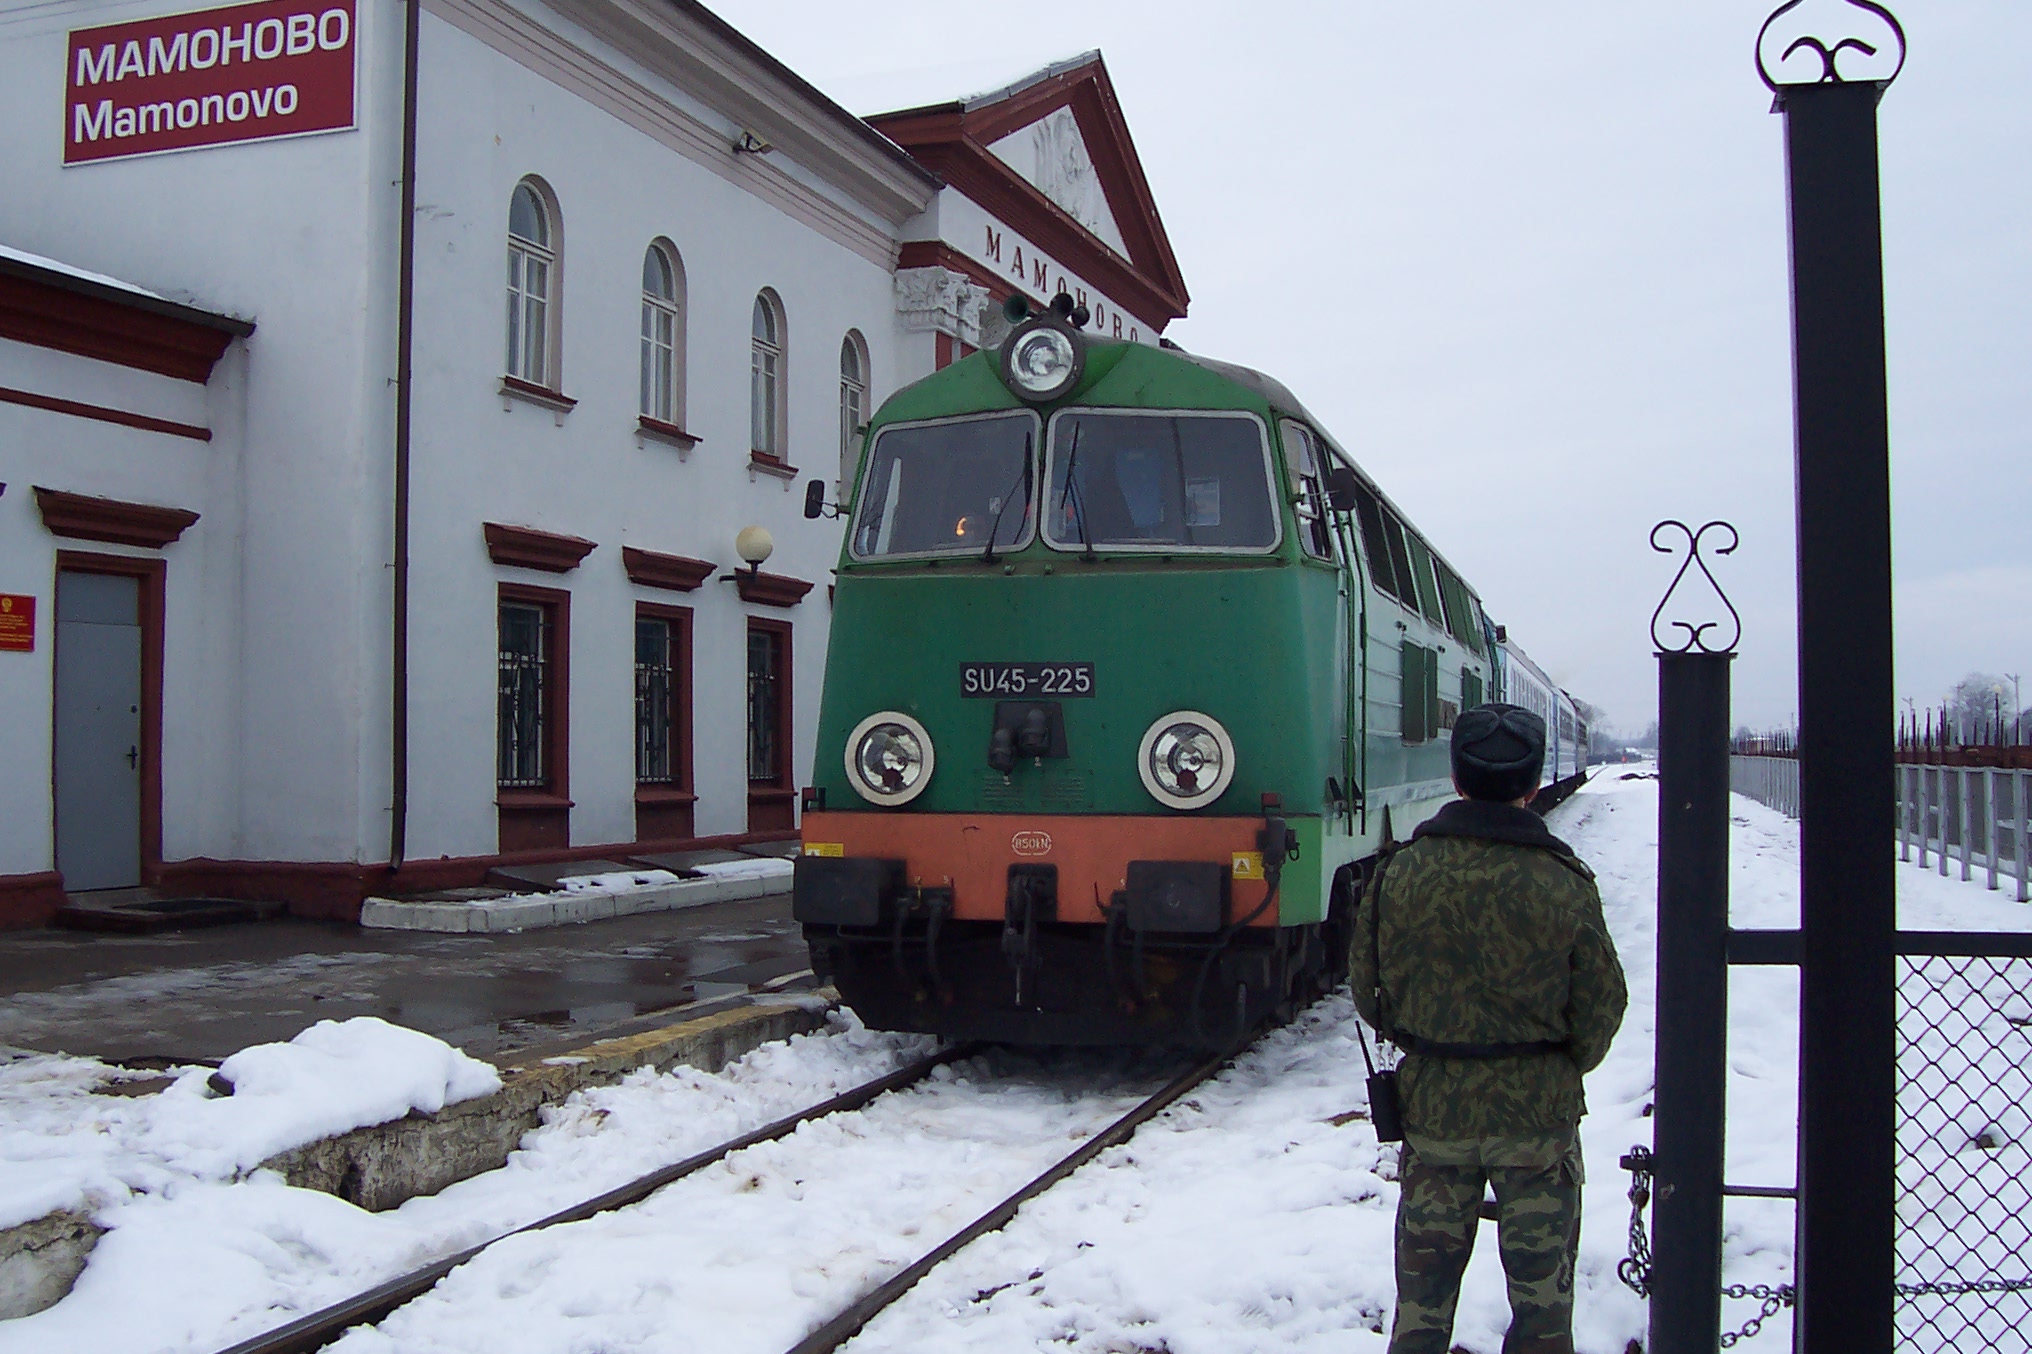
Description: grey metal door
xmin=54 ymin=571 xmax=142 ymax=892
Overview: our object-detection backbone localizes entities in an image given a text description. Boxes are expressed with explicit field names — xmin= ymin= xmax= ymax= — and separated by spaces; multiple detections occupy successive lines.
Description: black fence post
xmin=1653 ymin=644 xmax=1733 ymax=1354
xmin=1760 ymin=8 xmax=1905 ymax=1349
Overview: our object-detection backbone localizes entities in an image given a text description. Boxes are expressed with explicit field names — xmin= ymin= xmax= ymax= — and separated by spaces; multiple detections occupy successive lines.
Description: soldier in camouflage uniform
xmin=1350 ymin=703 xmax=1627 ymax=1354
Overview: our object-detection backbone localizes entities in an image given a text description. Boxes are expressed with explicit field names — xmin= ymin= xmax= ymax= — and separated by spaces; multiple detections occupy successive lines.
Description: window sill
xmin=497 ymin=790 xmax=574 ymax=810
xmin=747 ymin=786 xmax=796 ymax=802
xmin=637 ymin=416 xmax=699 ymax=456
xmin=748 ymin=452 xmax=799 ymax=487
xmin=634 ymin=785 xmax=697 ymax=806
xmin=500 ymin=376 xmax=577 ymax=425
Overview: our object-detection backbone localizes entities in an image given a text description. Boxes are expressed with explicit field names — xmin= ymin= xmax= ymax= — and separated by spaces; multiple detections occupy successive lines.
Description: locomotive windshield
xmin=1042 ymin=410 xmax=1280 ymax=554
xmin=849 ymin=411 xmax=1039 ymax=560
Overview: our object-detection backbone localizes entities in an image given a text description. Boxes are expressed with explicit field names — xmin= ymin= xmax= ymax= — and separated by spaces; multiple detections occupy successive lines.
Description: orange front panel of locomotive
xmin=799 ymin=811 xmax=1275 ymax=926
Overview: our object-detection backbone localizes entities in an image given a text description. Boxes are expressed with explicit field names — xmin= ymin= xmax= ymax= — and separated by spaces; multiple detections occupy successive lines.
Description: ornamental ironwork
xmin=1757 ymin=0 xmax=1907 ymax=91
xmin=1649 ymin=519 xmax=1741 ymax=655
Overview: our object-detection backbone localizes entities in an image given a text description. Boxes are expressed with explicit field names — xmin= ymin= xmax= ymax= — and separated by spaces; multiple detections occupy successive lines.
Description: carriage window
xmin=849 ymin=412 xmax=1038 ymax=560
xmin=1043 ymin=410 xmax=1279 ymax=553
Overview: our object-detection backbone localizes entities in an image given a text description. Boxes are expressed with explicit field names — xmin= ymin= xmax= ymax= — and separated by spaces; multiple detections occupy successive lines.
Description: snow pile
xmin=555 ymin=869 xmax=681 ymax=892
xmin=0 ymin=1019 xmax=498 ymax=1232
xmin=165 ymin=1018 xmax=502 ymax=1176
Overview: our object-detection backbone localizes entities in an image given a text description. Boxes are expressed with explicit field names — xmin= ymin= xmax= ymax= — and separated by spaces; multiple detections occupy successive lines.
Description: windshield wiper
xmin=1057 ymin=421 xmax=1096 ymax=561
xmin=981 ymin=431 xmax=1032 ymax=563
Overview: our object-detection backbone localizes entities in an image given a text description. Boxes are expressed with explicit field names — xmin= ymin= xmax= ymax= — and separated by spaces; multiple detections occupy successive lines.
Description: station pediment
xmin=869 ymin=52 xmax=1187 ymax=332
xmin=984 ymin=106 xmax=1130 ymax=258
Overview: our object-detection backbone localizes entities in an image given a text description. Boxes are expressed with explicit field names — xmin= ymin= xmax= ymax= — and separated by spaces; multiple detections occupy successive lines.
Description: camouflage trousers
xmin=1387 ymin=1131 xmax=1584 ymax=1354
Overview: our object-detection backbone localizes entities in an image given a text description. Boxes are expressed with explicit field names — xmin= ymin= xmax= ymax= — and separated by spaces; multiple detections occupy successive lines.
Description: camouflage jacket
xmin=1349 ymin=798 xmax=1627 ymax=1141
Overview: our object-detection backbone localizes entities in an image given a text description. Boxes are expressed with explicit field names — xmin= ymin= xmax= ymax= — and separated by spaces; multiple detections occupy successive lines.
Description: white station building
xmin=0 ymin=0 xmax=1191 ymax=926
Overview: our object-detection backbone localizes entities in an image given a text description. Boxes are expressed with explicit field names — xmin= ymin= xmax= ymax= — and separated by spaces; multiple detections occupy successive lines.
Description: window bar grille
xmin=635 ymin=619 xmax=673 ymax=784
xmin=497 ymin=604 xmax=547 ymax=788
xmin=747 ymin=629 xmax=779 ymax=783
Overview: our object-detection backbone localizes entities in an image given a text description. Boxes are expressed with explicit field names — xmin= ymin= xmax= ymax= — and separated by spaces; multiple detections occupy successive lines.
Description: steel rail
xmin=214 ymin=1042 xmax=978 ymax=1354
xmin=783 ymin=1038 xmax=1245 ymax=1354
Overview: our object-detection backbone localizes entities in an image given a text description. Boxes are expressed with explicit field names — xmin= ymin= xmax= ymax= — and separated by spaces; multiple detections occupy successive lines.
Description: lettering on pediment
xmin=986 ymin=106 xmax=1130 ymax=258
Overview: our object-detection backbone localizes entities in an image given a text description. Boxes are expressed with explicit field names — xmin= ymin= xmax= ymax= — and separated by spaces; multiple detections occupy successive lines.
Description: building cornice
xmin=732 ymin=569 xmax=813 ymax=608
xmin=422 ymin=0 xmax=931 ymax=268
xmin=621 ymin=544 xmax=714 ymax=591
xmin=547 ymin=0 xmax=938 ymax=220
xmin=35 ymin=487 xmax=201 ymax=549
xmin=0 ymin=266 xmax=250 ymax=384
xmin=484 ymin=521 xmax=598 ymax=572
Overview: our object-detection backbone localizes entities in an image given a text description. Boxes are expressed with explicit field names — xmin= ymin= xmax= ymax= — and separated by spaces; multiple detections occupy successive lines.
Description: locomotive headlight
xmin=1000 ymin=319 xmax=1084 ymax=402
xmin=1136 ymin=711 xmax=1236 ymax=811
xmin=846 ymin=711 xmax=935 ymax=806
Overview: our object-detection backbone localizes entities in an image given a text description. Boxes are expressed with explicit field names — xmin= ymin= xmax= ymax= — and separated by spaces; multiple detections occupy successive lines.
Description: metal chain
xmin=1616 ymin=1146 xmax=1654 ymax=1300
xmin=1614 ymin=1146 xmax=2032 ymax=1345
xmin=1718 ymin=1283 xmax=1792 ymax=1347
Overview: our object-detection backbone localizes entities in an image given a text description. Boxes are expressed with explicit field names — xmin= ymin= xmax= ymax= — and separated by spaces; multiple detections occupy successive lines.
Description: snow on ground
xmin=0 ymin=1013 xmax=934 ymax=1354
xmin=5 ymin=764 xmax=2022 ymax=1352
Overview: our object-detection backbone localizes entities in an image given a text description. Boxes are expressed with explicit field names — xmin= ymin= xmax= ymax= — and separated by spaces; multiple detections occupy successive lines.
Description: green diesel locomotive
xmin=793 ymin=296 xmax=1503 ymax=1046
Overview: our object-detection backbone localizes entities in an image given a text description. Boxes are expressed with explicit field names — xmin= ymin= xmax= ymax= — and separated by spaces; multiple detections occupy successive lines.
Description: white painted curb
xmin=362 ymin=869 xmax=792 ymax=933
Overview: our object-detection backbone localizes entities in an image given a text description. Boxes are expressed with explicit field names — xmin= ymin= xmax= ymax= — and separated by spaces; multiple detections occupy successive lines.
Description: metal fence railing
xmin=1728 ymin=756 xmax=2030 ymax=903
xmin=1896 ymin=952 xmax=2032 ymax=1351
xmin=1730 ymin=754 xmax=1801 ymax=819
xmin=1899 ymin=764 xmax=2030 ymax=903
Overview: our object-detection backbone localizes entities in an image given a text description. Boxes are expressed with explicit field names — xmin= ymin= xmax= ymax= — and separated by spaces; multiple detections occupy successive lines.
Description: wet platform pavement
xmin=0 ymin=894 xmax=812 ymax=1065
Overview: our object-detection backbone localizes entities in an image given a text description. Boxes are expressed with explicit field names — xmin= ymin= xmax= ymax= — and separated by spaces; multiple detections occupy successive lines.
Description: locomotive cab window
xmin=1043 ymin=410 xmax=1279 ymax=554
xmin=849 ymin=411 xmax=1039 ymax=560
xmin=1278 ymin=419 xmax=1335 ymax=561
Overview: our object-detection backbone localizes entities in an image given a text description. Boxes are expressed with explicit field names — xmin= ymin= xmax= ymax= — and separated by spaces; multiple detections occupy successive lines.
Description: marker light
xmin=1137 ymin=711 xmax=1236 ymax=811
xmin=1000 ymin=319 xmax=1084 ymax=402
xmin=846 ymin=711 xmax=935 ymax=806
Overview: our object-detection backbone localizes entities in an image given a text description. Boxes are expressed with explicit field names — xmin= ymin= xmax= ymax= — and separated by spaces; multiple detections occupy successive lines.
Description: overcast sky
xmin=713 ymin=0 xmax=2031 ymax=735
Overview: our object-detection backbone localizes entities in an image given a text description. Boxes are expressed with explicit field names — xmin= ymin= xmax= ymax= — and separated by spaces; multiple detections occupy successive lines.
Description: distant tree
xmin=1944 ymin=672 xmax=2013 ymax=743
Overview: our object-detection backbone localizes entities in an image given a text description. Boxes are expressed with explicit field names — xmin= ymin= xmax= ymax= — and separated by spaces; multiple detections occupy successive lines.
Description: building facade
xmin=0 ymin=0 xmax=1188 ymax=925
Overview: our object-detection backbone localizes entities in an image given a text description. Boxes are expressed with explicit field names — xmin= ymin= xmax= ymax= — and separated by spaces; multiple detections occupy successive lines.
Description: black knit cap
xmin=1451 ymin=702 xmax=1546 ymax=802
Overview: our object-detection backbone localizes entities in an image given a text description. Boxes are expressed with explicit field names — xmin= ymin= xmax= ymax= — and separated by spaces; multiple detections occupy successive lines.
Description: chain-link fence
xmin=1897 ymin=953 xmax=2032 ymax=1351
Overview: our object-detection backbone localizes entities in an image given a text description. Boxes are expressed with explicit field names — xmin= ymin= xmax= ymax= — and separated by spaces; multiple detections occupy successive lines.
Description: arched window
xmin=640 ymin=241 xmax=685 ymax=425
xmin=750 ymin=290 xmax=785 ymax=460
xmin=506 ymin=179 xmax=559 ymax=387
xmin=838 ymin=330 xmax=869 ymax=495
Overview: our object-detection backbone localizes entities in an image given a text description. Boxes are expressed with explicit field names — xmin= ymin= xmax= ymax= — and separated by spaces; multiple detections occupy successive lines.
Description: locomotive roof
xmin=1169 ymin=347 xmax=1487 ymax=610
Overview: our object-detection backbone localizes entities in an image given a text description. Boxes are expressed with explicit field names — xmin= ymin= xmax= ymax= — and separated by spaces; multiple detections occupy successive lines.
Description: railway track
xmin=214 ymin=1035 xmax=1251 ymax=1354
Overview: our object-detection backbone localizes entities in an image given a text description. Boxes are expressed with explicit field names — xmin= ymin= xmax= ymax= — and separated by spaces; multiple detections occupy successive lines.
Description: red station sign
xmin=65 ymin=0 xmax=356 ymax=165
xmin=0 ymin=595 xmax=35 ymax=653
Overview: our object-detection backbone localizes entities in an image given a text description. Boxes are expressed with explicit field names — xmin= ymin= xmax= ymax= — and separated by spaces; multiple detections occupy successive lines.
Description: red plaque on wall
xmin=0 ymin=595 xmax=35 ymax=652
